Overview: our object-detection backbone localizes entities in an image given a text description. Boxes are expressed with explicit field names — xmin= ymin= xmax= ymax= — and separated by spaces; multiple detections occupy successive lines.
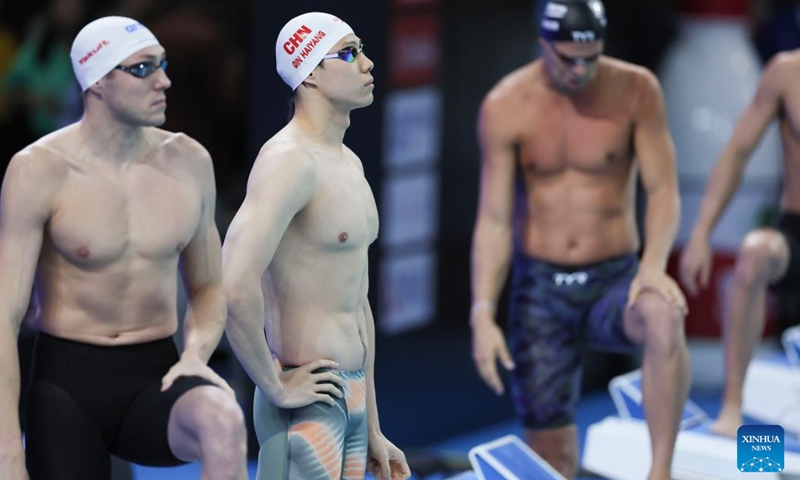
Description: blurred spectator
xmin=2 ymin=0 xmax=88 ymax=144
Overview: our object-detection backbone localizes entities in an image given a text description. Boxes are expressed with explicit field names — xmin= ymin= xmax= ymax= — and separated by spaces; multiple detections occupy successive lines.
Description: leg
xmin=342 ymin=372 xmax=368 ymax=480
xmin=286 ymin=402 xmax=347 ymax=480
xmin=26 ymin=381 xmax=112 ymax=480
xmin=624 ymin=291 xmax=690 ymax=480
xmin=714 ymin=229 xmax=789 ymax=437
xmin=508 ymin=309 xmax=582 ymax=479
xmin=254 ymin=388 xmax=291 ymax=480
xmin=166 ymin=386 xmax=248 ymax=480
xmin=524 ymin=425 xmax=578 ymax=479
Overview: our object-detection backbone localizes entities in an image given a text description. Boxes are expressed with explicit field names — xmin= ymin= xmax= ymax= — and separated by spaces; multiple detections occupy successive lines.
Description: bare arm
xmin=634 ymin=69 xmax=681 ymax=272
xmin=222 ymin=145 xmax=324 ymax=403
xmin=628 ymin=69 xmax=687 ymax=310
xmin=0 ymin=152 xmax=59 ymax=476
xmin=470 ymin=91 xmax=519 ymax=395
xmin=689 ymin=56 xmax=784 ymax=241
xmin=178 ymin=144 xmax=226 ymax=364
xmin=363 ymin=300 xmax=410 ymax=479
xmin=470 ymin=94 xmax=517 ymax=319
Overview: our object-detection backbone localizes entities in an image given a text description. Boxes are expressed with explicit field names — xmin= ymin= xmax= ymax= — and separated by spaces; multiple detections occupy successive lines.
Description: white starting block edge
xmin=444 ymin=472 xmax=479 ymax=480
xmin=609 ymin=369 xmax=709 ymax=430
xmin=582 ymin=416 xmax=800 ymax=480
xmin=742 ymin=355 xmax=800 ymax=436
xmin=467 ymin=434 xmax=567 ymax=480
xmin=782 ymin=325 xmax=800 ymax=369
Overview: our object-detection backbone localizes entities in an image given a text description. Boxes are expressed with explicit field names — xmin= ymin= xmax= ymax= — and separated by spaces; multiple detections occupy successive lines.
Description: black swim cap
xmin=540 ymin=0 xmax=607 ymax=43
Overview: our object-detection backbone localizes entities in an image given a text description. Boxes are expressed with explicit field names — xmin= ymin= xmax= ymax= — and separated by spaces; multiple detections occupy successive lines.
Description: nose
xmin=570 ymin=61 xmax=588 ymax=77
xmin=153 ymin=67 xmax=171 ymax=90
xmin=360 ymin=52 xmax=374 ymax=73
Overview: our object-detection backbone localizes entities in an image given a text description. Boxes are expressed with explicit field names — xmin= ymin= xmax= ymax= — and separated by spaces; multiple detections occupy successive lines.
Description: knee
xmin=735 ymin=231 xmax=785 ymax=285
xmin=193 ymin=388 xmax=247 ymax=450
xmin=631 ymin=292 xmax=685 ymax=349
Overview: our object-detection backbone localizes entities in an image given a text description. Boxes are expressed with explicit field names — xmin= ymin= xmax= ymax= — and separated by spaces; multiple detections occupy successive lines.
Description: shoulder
xmin=482 ymin=61 xmax=540 ymax=114
xmin=601 ymin=58 xmax=664 ymax=117
xmin=2 ymin=143 xmax=67 ymax=215
xmin=247 ymin=136 xmax=319 ymax=192
xmin=480 ymin=61 xmax=540 ymax=136
xmin=603 ymin=57 xmax=661 ymax=96
xmin=5 ymin=145 xmax=67 ymax=185
xmin=156 ymin=130 xmax=212 ymax=165
xmin=758 ymin=50 xmax=800 ymax=91
xmin=7 ymin=125 xmax=76 ymax=186
xmin=153 ymin=129 xmax=215 ymax=181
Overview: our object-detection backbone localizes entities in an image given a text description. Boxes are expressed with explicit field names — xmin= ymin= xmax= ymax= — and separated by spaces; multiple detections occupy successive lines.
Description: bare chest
xmin=47 ymin=168 xmax=201 ymax=265
xmin=296 ymin=167 xmax=379 ymax=249
xmin=517 ymin=100 xmax=634 ymax=176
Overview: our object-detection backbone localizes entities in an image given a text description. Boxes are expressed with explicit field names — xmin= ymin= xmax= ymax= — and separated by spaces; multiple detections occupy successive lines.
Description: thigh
xmin=508 ymin=292 xmax=582 ymax=428
xmin=26 ymin=380 xmax=111 ymax=480
xmin=585 ymin=273 xmax=639 ymax=351
xmin=770 ymin=226 xmax=800 ymax=294
xmin=342 ymin=373 xmax=368 ymax=480
xmin=112 ymin=375 xmax=215 ymax=467
xmin=254 ymin=389 xmax=291 ymax=480
xmin=341 ymin=419 xmax=368 ymax=480
xmin=287 ymin=401 xmax=348 ymax=480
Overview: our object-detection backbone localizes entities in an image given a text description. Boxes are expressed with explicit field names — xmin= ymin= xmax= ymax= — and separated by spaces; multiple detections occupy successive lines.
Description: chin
xmin=146 ymin=114 xmax=167 ymax=127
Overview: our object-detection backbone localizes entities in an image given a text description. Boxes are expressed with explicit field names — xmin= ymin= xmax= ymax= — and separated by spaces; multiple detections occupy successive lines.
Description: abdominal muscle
xmin=262 ymin=267 xmax=368 ymax=372
xmin=34 ymin=260 xmax=181 ymax=345
xmin=267 ymin=308 xmax=368 ymax=372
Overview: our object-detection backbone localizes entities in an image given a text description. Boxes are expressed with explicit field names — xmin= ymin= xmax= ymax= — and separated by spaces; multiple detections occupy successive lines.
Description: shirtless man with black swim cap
xmin=470 ymin=1 xmax=688 ymax=478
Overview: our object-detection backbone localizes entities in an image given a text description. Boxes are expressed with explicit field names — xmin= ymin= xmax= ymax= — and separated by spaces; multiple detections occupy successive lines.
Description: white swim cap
xmin=275 ymin=12 xmax=354 ymax=90
xmin=70 ymin=16 xmax=160 ymax=91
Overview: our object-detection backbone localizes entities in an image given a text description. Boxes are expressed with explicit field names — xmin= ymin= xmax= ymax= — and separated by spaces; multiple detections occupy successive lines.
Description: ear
xmin=85 ymin=82 xmax=104 ymax=99
xmin=302 ymin=68 xmax=321 ymax=88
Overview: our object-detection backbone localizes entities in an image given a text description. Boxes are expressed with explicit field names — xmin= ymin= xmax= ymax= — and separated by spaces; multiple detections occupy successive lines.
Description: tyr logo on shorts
xmin=552 ymin=272 xmax=588 ymax=286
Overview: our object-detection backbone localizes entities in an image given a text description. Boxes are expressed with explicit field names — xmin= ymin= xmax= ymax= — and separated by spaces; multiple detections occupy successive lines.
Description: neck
xmin=77 ymin=106 xmax=150 ymax=163
xmin=291 ymin=94 xmax=351 ymax=147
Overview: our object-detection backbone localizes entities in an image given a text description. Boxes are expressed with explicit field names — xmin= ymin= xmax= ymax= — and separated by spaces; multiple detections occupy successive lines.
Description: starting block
xmin=468 ymin=435 xmax=567 ymax=480
xmin=582 ymin=369 xmax=800 ymax=479
xmin=609 ymin=369 xmax=708 ymax=429
xmin=785 ymin=326 xmax=800 ymax=368
xmin=742 ymin=326 xmax=800 ymax=436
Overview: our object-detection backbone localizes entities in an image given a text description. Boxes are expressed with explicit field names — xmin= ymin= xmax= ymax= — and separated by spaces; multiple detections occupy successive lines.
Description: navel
xmin=339 ymin=232 xmax=348 ymax=243
xmin=76 ymin=246 xmax=91 ymax=258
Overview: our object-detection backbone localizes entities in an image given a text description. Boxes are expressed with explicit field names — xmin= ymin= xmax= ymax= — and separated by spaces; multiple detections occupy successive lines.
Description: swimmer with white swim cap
xmin=470 ymin=1 xmax=689 ymax=479
xmin=223 ymin=11 xmax=410 ymax=480
xmin=0 ymin=15 xmax=248 ymax=480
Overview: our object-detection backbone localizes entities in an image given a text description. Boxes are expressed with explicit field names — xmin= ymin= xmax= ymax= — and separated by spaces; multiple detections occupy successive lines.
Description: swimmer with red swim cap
xmin=470 ymin=1 xmax=689 ymax=478
xmin=223 ymin=11 xmax=409 ymax=480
